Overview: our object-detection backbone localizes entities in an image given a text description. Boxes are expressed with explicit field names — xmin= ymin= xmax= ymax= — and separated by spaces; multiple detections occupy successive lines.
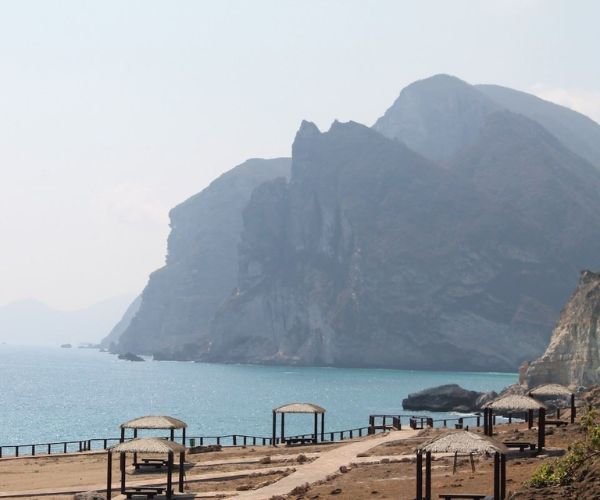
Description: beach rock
xmin=117 ymin=352 xmax=144 ymax=362
xmin=73 ymin=492 xmax=105 ymax=500
xmin=526 ymin=270 xmax=600 ymax=387
xmin=402 ymin=384 xmax=496 ymax=412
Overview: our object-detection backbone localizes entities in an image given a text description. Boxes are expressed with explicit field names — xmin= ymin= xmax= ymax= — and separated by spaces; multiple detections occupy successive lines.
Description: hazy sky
xmin=1 ymin=0 xmax=599 ymax=310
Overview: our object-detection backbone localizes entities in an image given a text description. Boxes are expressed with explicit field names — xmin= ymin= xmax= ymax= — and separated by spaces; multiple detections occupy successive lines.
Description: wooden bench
xmin=545 ymin=419 xmax=568 ymax=427
xmin=438 ymin=494 xmax=492 ymax=500
xmin=133 ymin=458 xmax=167 ymax=470
xmin=503 ymin=441 xmax=537 ymax=451
xmin=123 ymin=486 xmax=167 ymax=499
xmin=285 ymin=437 xmax=316 ymax=446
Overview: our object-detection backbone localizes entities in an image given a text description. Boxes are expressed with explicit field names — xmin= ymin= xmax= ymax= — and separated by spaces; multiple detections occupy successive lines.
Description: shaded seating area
xmin=483 ymin=395 xmax=547 ymax=451
xmin=106 ymin=438 xmax=186 ymax=499
xmin=272 ymin=403 xmax=325 ymax=446
xmin=416 ymin=430 xmax=508 ymax=500
xmin=529 ymin=383 xmax=576 ymax=424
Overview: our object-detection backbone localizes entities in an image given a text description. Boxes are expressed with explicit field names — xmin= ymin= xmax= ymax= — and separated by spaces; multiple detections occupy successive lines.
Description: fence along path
xmin=0 ymin=405 xmax=577 ymax=459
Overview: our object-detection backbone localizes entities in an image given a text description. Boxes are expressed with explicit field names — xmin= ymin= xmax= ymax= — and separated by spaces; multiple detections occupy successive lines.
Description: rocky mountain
xmin=0 ymin=295 xmax=133 ymax=346
xmin=109 ymin=74 xmax=600 ymax=371
xmin=111 ymin=158 xmax=290 ymax=357
xmin=476 ymin=84 xmax=600 ymax=169
xmin=202 ymin=110 xmax=600 ymax=371
xmin=373 ymin=74 xmax=500 ymax=164
xmin=525 ymin=270 xmax=600 ymax=388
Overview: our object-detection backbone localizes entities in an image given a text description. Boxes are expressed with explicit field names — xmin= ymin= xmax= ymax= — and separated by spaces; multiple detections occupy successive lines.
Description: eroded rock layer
xmin=526 ymin=270 xmax=600 ymax=387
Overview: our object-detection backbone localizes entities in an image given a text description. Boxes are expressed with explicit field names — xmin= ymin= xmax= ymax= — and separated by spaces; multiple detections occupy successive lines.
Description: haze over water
xmin=0 ymin=345 xmax=516 ymax=447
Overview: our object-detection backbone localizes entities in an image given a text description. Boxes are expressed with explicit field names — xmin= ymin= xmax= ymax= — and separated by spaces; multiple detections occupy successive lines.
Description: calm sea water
xmin=0 ymin=345 xmax=516 ymax=446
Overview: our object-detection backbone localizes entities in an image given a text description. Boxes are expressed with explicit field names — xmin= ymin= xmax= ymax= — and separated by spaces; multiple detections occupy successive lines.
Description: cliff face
xmin=526 ymin=270 xmax=600 ymax=387
xmin=203 ymin=110 xmax=600 ymax=371
xmin=110 ymin=74 xmax=600 ymax=371
xmin=113 ymin=158 xmax=290 ymax=358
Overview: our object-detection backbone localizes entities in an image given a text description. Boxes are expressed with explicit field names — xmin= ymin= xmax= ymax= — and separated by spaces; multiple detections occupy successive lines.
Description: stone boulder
xmin=402 ymin=384 xmax=497 ymax=412
xmin=117 ymin=352 xmax=144 ymax=362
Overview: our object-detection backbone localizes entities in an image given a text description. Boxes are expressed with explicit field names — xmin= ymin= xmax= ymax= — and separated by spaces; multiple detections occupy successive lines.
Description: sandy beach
xmin=0 ymin=420 xmax=582 ymax=499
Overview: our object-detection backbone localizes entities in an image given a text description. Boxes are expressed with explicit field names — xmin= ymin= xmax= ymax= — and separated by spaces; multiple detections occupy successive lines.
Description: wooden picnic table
xmin=545 ymin=419 xmax=568 ymax=427
xmin=133 ymin=458 xmax=168 ymax=470
xmin=123 ymin=486 xmax=167 ymax=499
xmin=503 ymin=441 xmax=537 ymax=451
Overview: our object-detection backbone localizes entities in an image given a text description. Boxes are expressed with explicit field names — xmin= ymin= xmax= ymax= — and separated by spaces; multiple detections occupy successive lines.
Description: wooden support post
xmin=483 ymin=409 xmax=488 ymax=436
xmin=106 ymin=451 xmax=112 ymax=499
xmin=528 ymin=409 xmax=534 ymax=430
xmin=170 ymin=428 xmax=174 ymax=441
xmin=166 ymin=452 xmax=173 ymax=499
xmin=453 ymin=451 xmax=458 ymax=474
xmin=179 ymin=452 xmax=185 ymax=493
xmin=280 ymin=413 xmax=285 ymax=443
xmin=538 ymin=408 xmax=546 ymax=450
xmin=571 ymin=394 xmax=576 ymax=424
xmin=489 ymin=409 xmax=494 ymax=436
xmin=314 ymin=413 xmax=318 ymax=442
xmin=501 ymin=453 xmax=507 ymax=500
xmin=182 ymin=427 xmax=186 ymax=446
xmin=425 ymin=450 xmax=432 ymax=500
xmin=133 ymin=429 xmax=138 ymax=467
xmin=272 ymin=411 xmax=277 ymax=447
xmin=120 ymin=452 xmax=126 ymax=494
xmin=368 ymin=415 xmax=375 ymax=435
xmin=321 ymin=413 xmax=325 ymax=442
xmin=416 ymin=451 xmax=423 ymax=500
xmin=120 ymin=428 xmax=125 ymax=443
xmin=493 ymin=452 xmax=500 ymax=500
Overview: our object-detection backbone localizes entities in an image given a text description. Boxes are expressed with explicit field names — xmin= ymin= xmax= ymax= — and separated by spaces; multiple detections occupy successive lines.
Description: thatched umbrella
xmin=486 ymin=394 xmax=547 ymax=411
xmin=530 ymin=384 xmax=576 ymax=422
xmin=106 ymin=438 xmax=186 ymax=499
xmin=416 ymin=430 xmax=508 ymax=500
xmin=529 ymin=384 xmax=572 ymax=397
xmin=120 ymin=415 xmax=187 ymax=444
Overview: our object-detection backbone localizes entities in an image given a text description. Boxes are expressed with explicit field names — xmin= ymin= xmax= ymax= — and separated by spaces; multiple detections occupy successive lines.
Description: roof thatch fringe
xmin=110 ymin=437 xmax=186 ymax=454
xmin=120 ymin=415 xmax=187 ymax=429
xmin=420 ymin=430 xmax=508 ymax=454
xmin=273 ymin=403 xmax=326 ymax=414
xmin=485 ymin=394 xmax=547 ymax=411
xmin=529 ymin=384 xmax=572 ymax=397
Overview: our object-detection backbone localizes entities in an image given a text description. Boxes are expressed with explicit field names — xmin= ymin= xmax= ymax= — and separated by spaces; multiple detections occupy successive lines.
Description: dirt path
xmin=234 ymin=429 xmax=418 ymax=499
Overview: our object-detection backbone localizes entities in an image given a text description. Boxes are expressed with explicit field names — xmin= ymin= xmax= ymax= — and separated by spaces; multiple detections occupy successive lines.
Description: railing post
xmin=570 ymin=394 xmax=576 ymax=424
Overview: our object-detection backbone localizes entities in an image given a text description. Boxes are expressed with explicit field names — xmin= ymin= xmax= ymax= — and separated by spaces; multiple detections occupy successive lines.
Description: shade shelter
xmin=416 ymin=430 xmax=509 ymax=500
xmin=272 ymin=403 xmax=325 ymax=446
xmin=120 ymin=415 xmax=187 ymax=445
xmin=529 ymin=384 xmax=576 ymax=423
xmin=106 ymin=438 xmax=186 ymax=499
xmin=485 ymin=395 xmax=547 ymax=449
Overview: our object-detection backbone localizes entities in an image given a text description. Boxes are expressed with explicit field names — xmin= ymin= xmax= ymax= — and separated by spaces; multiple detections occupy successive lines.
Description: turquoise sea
xmin=0 ymin=345 xmax=516 ymax=447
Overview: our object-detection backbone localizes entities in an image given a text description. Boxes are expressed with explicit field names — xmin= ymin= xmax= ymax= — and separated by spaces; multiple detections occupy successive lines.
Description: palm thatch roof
xmin=529 ymin=384 xmax=572 ymax=397
xmin=273 ymin=403 xmax=326 ymax=414
xmin=120 ymin=415 xmax=187 ymax=429
xmin=485 ymin=394 xmax=547 ymax=411
xmin=110 ymin=438 xmax=186 ymax=454
xmin=420 ymin=430 xmax=508 ymax=454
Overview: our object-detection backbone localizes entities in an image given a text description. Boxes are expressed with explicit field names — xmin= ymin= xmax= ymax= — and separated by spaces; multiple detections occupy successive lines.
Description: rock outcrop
xmin=526 ymin=270 xmax=600 ymax=388
xmin=402 ymin=384 xmax=497 ymax=412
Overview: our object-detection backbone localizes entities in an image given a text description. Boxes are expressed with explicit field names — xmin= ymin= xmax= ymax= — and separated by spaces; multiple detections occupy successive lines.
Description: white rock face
xmin=526 ymin=270 xmax=600 ymax=388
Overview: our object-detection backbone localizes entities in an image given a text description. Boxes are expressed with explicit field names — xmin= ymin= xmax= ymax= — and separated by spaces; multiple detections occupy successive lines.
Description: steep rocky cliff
xmin=203 ymin=110 xmax=600 ymax=371
xmin=526 ymin=270 xmax=600 ymax=387
xmin=112 ymin=158 xmax=290 ymax=357
xmin=110 ymin=75 xmax=600 ymax=370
